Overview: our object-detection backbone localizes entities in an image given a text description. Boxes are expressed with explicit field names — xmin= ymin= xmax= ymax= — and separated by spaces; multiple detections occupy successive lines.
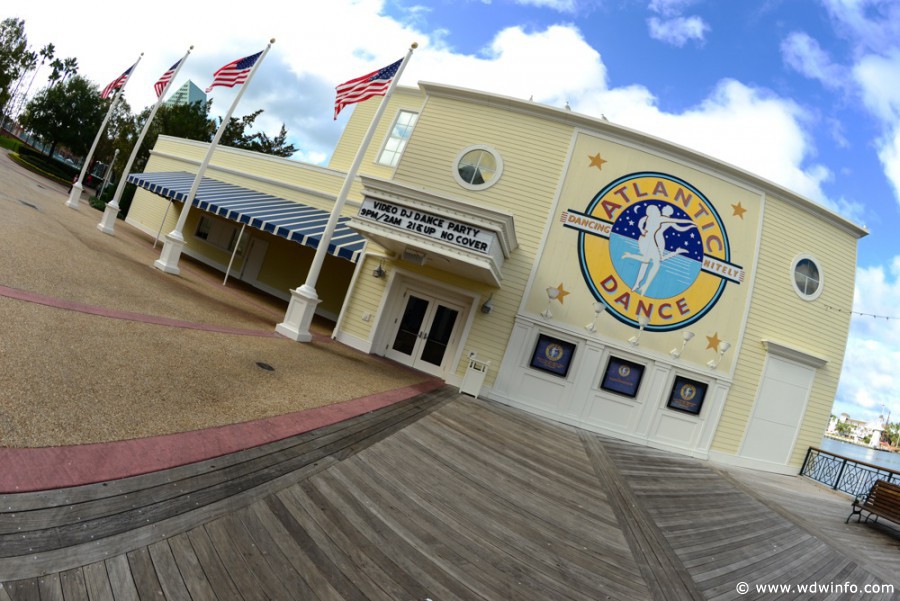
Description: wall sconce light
xmin=481 ymin=293 xmax=494 ymax=314
xmin=541 ymin=286 xmax=560 ymax=319
xmin=585 ymin=301 xmax=606 ymax=333
xmin=628 ymin=315 xmax=650 ymax=345
xmin=707 ymin=341 xmax=732 ymax=369
xmin=372 ymin=260 xmax=386 ymax=278
xmin=670 ymin=330 xmax=695 ymax=359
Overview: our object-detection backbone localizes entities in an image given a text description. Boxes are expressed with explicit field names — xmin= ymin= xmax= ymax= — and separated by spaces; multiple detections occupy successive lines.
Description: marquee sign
xmin=358 ymin=198 xmax=495 ymax=254
xmin=562 ymin=172 xmax=744 ymax=331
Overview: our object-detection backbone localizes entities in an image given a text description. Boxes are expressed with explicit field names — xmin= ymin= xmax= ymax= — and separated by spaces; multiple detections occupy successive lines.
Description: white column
xmin=100 ymin=47 xmax=193 ymax=235
xmin=276 ymin=43 xmax=417 ymax=342
xmin=154 ymin=41 xmax=274 ymax=275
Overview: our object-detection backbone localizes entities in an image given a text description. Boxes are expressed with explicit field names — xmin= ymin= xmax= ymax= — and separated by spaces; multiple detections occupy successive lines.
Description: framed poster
xmin=667 ymin=376 xmax=708 ymax=415
xmin=600 ymin=357 xmax=644 ymax=398
xmin=529 ymin=334 xmax=576 ymax=378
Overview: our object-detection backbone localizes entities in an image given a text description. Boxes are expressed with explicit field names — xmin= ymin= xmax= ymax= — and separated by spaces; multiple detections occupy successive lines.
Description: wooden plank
xmin=349 ymin=441 xmax=626 ymax=601
xmin=203 ymin=518 xmax=268 ymax=601
xmin=0 ymin=399 xmax=439 ymax=580
xmin=299 ymin=476 xmax=432 ymax=600
xmin=1 ymin=580 xmax=38 ymax=601
xmin=318 ymin=465 xmax=491 ymax=601
xmin=104 ymin=555 xmax=139 ymax=601
xmin=81 ymin=562 xmax=114 ymax=601
xmin=213 ymin=512 xmax=297 ymax=601
xmin=185 ymin=526 xmax=244 ymax=601
xmin=36 ymin=574 xmax=63 ymax=601
xmin=579 ymin=431 xmax=704 ymax=601
xmin=166 ymin=532 xmax=218 ymax=601
xmin=247 ymin=500 xmax=345 ymax=601
xmin=147 ymin=541 xmax=192 ymax=601
xmin=59 ymin=569 xmax=88 ymax=601
xmin=235 ymin=504 xmax=318 ymax=600
xmin=276 ymin=485 xmax=399 ymax=601
xmin=263 ymin=492 xmax=371 ymax=601
xmin=125 ymin=548 xmax=165 ymax=600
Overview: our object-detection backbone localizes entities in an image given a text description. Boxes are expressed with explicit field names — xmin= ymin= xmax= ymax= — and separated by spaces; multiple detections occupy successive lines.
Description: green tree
xmin=835 ymin=420 xmax=852 ymax=437
xmin=48 ymin=56 xmax=78 ymax=88
xmin=218 ymin=109 xmax=297 ymax=157
xmin=0 ymin=18 xmax=30 ymax=115
xmin=19 ymin=75 xmax=105 ymax=157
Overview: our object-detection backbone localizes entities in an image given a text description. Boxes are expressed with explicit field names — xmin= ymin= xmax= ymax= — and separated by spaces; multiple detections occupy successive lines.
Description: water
xmin=819 ymin=437 xmax=900 ymax=472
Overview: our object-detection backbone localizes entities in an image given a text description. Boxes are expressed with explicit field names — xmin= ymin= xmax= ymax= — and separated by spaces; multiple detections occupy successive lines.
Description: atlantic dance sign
xmin=562 ymin=172 xmax=744 ymax=331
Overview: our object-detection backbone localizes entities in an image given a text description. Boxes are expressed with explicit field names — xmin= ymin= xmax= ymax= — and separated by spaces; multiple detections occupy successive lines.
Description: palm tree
xmin=48 ymin=56 xmax=77 ymax=88
xmin=16 ymin=43 xmax=53 ymax=118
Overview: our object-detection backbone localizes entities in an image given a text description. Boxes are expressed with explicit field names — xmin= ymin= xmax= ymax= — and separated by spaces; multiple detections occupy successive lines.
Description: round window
xmin=791 ymin=255 xmax=823 ymax=300
xmin=454 ymin=146 xmax=503 ymax=190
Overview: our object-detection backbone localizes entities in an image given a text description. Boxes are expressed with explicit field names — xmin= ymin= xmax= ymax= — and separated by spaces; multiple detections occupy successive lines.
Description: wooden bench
xmin=845 ymin=479 xmax=900 ymax=526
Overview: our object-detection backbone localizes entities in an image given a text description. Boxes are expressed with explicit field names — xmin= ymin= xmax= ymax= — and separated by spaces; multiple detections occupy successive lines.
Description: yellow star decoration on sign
xmin=706 ymin=332 xmax=722 ymax=351
xmin=589 ymin=153 xmax=607 ymax=171
xmin=732 ymin=202 xmax=747 ymax=219
xmin=555 ymin=283 xmax=570 ymax=304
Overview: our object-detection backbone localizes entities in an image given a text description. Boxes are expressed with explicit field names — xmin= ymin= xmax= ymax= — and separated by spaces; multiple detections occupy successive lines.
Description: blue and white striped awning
xmin=127 ymin=171 xmax=366 ymax=262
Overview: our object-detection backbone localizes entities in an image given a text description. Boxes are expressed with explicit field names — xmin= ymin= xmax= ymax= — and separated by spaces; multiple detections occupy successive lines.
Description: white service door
xmin=740 ymin=356 xmax=816 ymax=466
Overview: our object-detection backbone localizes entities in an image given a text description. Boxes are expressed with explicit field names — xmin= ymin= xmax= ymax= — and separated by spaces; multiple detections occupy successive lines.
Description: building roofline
xmin=415 ymin=81 xmax=868 ymax=240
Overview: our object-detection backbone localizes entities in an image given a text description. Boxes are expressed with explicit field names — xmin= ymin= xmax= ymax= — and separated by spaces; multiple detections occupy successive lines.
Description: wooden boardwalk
xmin=1 ymin=388 xmax=898 ymax=600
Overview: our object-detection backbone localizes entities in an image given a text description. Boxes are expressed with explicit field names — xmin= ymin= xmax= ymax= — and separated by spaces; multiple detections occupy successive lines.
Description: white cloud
xmin=647 ymin=16 xmax=709 ymax=46
xmin=820 ymin=0 xmax=900 ymax=55
xmin=835 ymin=259 xmax=900 ymax=419
xmin=574 ymin=78 xmax=863 ymax=220
xmin=648 ymin=0 xmax=702 ymax=17
xmin=513 ymin=0 xmax=578 ymax=12
xmin=405 ymin=24 xmax=607 ymax=106
xmin=853 ymin=51 xmax=900 ymax=122
xmin=781 ymin=31 xmax=846 ymax=89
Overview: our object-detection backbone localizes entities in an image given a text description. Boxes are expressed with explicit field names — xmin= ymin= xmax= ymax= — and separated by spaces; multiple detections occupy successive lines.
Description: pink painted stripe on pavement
xmin=0 ymin=378 xmax=444 ymax=493
xmin=0 ymin=284 xmax=282 ymax=338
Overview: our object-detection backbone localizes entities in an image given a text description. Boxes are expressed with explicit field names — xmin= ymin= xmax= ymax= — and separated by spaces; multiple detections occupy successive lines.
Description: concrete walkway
xmin=0 ymin=149 xmax=435 ymax=491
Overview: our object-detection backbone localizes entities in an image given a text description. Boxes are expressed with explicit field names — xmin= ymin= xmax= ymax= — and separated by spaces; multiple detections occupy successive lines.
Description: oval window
xmin=792 ymin=255 xmax=823 ymax=300
xmin=454 ymin=146 xmax=503 ymax=190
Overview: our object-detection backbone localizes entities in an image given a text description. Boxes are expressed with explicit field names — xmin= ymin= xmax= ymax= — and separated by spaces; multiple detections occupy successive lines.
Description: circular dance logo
xmin=564 ymin=172 xmax=743 ymax=332
xmin=545 ymin=343 xmax=564 ymax=362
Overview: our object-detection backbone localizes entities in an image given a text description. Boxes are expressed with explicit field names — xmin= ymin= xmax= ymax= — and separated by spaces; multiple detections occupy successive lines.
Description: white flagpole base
xmin=65 ymin=183 xmax=83 ymax=209
xmin=154 ymin=230 xmax=186 ymax=275
xmin=97 ymin=202 xmax=120 ymax=235
xmin=275 ymin=285 xmax=320 ymax=342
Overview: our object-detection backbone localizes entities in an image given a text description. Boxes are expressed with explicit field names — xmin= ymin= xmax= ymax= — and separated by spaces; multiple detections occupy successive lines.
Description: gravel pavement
xmin=0 ymin=149 xmax=429 ymax=448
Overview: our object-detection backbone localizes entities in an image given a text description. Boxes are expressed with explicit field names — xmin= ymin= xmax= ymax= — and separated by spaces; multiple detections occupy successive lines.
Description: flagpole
xmin=66 ymin=53 xmax=143 ymax=209
xmin=154 ymin=40 xmax=275 ymax=275
xmin=99 ymin=46 xmax=193 ymax=235
xmin=276 ymin=42 xmax=417 ymax=342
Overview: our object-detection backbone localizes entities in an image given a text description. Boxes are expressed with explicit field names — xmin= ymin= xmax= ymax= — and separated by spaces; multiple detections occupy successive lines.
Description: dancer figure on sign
xmin=622 ymin=204 xmax=696 ymax=295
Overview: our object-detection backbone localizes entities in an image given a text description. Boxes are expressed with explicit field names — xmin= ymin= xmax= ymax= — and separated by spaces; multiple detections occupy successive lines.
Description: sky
xmin=8 ymin=0 xmax=900 ymax=425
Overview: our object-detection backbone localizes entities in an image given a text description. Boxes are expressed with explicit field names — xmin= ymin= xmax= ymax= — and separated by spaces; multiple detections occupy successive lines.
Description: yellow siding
xmin=126 ymin=188 xmax=178 ymax=237
xmin=146 ymin=137 xmax=349 ymax=213
xmin=329 ymin=87 xmax=426 ymax=180
xmin=711 ymin=195 xmax=857 ymax=466
xmin=339 ymin=93 xmax=575 ymax=384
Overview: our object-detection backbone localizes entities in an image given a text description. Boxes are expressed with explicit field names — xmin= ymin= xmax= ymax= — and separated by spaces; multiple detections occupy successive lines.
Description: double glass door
xmin=385 ymin=291 xmax=462 ymax=375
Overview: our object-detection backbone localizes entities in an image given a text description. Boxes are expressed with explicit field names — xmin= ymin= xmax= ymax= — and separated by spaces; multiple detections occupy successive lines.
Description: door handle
xmin=419 ymin=331 xmax=427 ymax=340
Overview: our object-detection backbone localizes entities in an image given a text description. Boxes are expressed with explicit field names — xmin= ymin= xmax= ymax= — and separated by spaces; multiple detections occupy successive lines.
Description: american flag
xmin=100 ymin=63 xmax=136 ymax=99
xmin=205 ymin=51 xmax=263 ymax=94
xmin=334 ymin=58 xmax=403 ymax=120
xmin=154 ymin=59 xmax=182 ymax=98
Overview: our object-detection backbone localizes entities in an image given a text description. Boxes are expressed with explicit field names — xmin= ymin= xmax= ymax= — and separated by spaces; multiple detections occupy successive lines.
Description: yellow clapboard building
xmin=126 ymin=82 xmax=866 ymax=474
